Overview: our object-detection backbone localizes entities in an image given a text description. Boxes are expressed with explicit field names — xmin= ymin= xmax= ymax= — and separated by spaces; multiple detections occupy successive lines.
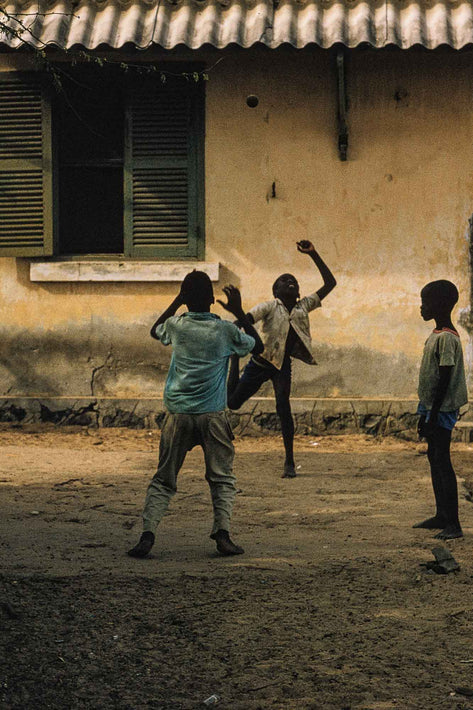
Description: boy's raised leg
xmin=227 ymin=354 xmax=241 ymax=403
xmin=227 ymin=358 xmax=269 ymax=411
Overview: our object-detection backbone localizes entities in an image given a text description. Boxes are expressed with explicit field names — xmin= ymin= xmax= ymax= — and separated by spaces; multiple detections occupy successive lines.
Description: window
xmin=57 ymin=66 xmax=125 ymax=255
xmin=0 ymin=66 xmax=205 ymax=259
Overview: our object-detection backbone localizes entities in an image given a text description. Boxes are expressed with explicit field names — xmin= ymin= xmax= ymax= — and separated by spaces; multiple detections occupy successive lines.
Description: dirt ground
xmin=2 ymin=427 xmax=473 ymax=710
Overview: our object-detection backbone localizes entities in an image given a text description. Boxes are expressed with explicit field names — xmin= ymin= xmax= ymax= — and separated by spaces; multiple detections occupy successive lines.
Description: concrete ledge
xmin=0 ymin=396 xmax=427 ymax=437
xmin=29 ymin=261 xmax=220 ymax=282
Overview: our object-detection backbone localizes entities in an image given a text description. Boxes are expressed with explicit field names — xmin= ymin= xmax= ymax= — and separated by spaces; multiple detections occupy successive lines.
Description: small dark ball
xmin=246 ymin=94 xmax=259 ymax=108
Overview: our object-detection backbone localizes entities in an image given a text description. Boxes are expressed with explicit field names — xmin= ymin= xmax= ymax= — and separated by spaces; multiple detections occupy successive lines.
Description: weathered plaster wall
xmin=0 ymin=46 xmax=471 ymax=409
xmin=205 ymin=47 xmax=473 ymax=397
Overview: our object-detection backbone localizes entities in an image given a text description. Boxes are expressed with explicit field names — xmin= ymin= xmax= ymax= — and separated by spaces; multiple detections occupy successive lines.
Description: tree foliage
xmin=0 ymin=5 xmax=211 ymax=88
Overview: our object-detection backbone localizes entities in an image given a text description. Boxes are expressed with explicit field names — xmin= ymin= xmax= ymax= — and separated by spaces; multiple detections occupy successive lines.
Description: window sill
xmin=29 ymin=261 xmax=219 ymax=283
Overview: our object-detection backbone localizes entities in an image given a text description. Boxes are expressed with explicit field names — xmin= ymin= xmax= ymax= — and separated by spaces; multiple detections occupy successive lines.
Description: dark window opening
xmin=55 ymin=66 xmax=125 ymax=255
xmin=0 ymin=67 xmax=204 ymax=259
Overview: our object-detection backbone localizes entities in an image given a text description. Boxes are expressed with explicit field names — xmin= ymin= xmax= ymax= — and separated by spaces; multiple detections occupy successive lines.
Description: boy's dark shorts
xmin=238 ymin=356 xmax=291 ymax=392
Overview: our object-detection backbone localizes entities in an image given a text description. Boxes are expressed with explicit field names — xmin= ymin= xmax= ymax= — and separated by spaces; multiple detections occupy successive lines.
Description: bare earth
xmin=2 ymin=427 xmax=473 ymax=710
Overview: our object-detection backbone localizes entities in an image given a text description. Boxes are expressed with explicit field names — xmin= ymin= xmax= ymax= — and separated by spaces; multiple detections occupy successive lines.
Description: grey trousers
xmin=142 ymin=411 xmax=236 ymax=536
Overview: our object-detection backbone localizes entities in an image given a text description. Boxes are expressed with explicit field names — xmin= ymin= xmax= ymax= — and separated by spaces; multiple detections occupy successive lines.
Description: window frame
xmin=0 ymin=72 xmax=54 ymax=258
xmin=122 ymin=71 xmax=205 ymax=261
xmin=0 ymin=66 xmax=206 ymax=261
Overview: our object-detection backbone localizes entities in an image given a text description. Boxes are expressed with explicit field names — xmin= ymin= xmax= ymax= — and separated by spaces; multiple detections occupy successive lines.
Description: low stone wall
xmin=0 ymin=396 xmax=426 ymax=438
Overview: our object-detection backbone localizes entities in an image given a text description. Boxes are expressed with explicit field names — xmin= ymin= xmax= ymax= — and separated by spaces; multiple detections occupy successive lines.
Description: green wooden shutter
xmin=124 ymin=78 xmax=204 ymax=259
xmin=0 ymin=75 xmax=53 ymax=257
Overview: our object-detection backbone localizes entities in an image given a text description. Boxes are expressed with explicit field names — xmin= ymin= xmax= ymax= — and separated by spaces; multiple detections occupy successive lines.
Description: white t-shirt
xmin=249 ymin=292 xmax=321 ymax=370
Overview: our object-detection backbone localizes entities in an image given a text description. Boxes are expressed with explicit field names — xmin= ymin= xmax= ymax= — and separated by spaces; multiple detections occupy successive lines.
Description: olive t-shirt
xmin=417 ymin=328 xmax=468 ymax=411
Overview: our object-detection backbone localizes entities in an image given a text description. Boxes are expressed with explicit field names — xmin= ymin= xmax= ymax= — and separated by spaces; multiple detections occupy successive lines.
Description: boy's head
xmin=420 ymin=280 xmax=458 ymax=320
xmin=272 ymin=273 xmax=300 ymax=301
xmin=180 ymin=270 xmax=214 ymax=312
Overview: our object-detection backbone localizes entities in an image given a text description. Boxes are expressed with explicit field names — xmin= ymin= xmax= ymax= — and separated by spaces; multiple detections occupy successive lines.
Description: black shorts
xmin=228 ymin=355 xmax=292 ymax=410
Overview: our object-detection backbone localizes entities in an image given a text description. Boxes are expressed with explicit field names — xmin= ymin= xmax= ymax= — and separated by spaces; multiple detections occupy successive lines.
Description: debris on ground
xmin=421 ymin=546 xmax=460 ymax=574
xmin=202 ymin=694 xmax=220 ymax=705
xmin=1 ymin=601 xmax=20 ymax=619
xmin=454 ymin=687 xmax=473 ymax=698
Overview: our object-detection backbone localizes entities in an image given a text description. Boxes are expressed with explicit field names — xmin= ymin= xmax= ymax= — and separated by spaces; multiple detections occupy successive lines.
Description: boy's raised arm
xmin=297 ymin=240 xmax=337 ymax=301
xmin=217 ymin=285 xmax=264 ymax=355
xmin=150 ymin=293 xmax=184 ymax=340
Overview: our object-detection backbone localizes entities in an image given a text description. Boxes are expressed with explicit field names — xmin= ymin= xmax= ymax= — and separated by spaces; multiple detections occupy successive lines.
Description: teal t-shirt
xmin=155 ymin=312 xmax=255 ymax=414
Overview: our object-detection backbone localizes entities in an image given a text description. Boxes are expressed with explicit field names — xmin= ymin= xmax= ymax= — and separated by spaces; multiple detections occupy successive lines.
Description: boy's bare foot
xmin=434 ymin=525 xmax=463 ymax=540
xmin=282 ymin=463 xmax=297 ymax=479
xmin=413 ymin=516 xmax=446 ymax=529
xmin=211 ymin=529 xmax=244 ymax=556
xmin=127 ymin=531 xmax=155 ymax=558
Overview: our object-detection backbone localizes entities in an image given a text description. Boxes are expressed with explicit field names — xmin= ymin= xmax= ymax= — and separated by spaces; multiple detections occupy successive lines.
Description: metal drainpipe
xmin=336 ymin=48 xmax=348 ymax=161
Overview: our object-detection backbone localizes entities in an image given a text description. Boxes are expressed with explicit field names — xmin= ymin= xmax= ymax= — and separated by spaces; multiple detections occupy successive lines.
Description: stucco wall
xmin=0 ymin=46 xmax=471 ymax=407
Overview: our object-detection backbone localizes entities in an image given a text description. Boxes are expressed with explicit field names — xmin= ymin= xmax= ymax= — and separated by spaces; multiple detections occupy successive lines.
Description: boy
xmin=414 ymin=279 xmax=468 ymax=540
xmin=227 ymin=240 xmax=336 ymax=478
xmin=128 ymin=271 xmax=263 ymax=559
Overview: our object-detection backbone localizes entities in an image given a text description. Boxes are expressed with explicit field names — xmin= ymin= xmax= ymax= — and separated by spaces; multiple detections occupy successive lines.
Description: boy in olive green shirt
xmin=414 ymin=279 xmax=468 ymax=540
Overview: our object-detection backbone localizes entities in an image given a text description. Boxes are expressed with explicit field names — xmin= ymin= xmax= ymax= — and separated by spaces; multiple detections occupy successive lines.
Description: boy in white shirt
xmin=228 ymin=240 xmax=336 ymax=478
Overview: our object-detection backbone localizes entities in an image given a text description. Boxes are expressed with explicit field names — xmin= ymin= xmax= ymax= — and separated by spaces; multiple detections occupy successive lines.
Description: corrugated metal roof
xmin=1 ymin=0 xmax=473 ymax=50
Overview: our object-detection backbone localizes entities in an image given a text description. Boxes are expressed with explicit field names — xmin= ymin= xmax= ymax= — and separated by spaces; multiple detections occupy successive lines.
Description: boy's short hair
xmin=421 ymin=280 xmax=459 ymax=309
xmin=272 ymin=273 xmax=299 ymax=298
xmin=180 ymin=270 xmax=214 ymax=309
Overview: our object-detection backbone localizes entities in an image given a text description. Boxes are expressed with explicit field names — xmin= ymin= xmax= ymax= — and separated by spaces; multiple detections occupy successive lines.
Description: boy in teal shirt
xmin=128 ymin=271 xmax=263 ymax=559
xmin=414 ymin=279 xmax=468 ymax=540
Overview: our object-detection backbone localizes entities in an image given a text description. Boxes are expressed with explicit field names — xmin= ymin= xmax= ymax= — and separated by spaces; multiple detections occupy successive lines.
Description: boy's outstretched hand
xmin=217 ymin=285 xmax=245 ymax=318
xmin=296 ymin=240 xmax=336 ymax=301
xmin=218 ymin=284 xmax=264 ymax=355
xmin=297 ymin=240 xmax=316 ymax=254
